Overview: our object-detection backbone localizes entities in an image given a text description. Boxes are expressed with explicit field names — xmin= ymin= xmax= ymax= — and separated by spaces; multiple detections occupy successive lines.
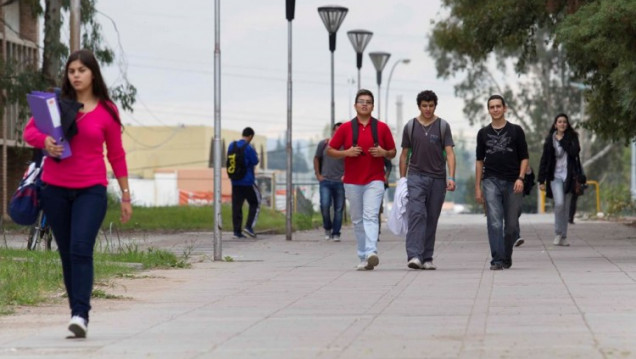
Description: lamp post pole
xmin=346 ymin=30 xmax=373 ymax=90
xmin=368 ymin=52 xmax=391 ymax=120
xmin=285 ymin=0 xmax=296 ymax=240
xmin=70 ymin=0 xmax=80 ymax=52
xmin=213 ymin=0 xmax=222 ymax=260
xmin=318 ymin=6 xmax=348 ymax=129
xmin=384 ymin=59 xmax=410 ymax=129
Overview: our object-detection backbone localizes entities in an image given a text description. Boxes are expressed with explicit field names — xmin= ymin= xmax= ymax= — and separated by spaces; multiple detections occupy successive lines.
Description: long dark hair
xmin=61 ymin=49 xmax=122 ymax=126
xmin=549 ymin=113 xmax=578 ymax=137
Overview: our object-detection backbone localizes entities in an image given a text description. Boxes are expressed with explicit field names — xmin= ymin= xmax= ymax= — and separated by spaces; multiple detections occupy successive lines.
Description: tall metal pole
xmin=330 ymin=47 xmax=335 ymax=128
xmin=347 ymin=30 xmax=373 ymax=91
xmin=213 ymin=0 xmax=222 ymax=260
xmin=286 ymin=0 xmax=295 ymax=240
xmin=384 ymin=59 xmax=410 ymax=127
xmin=70 ymin=0 xmax=80 ymax=52
xmin=369 ymin=52 xmax=391 ymax=120
xmin=631 ymin=140 xmax=636 ymax=201
xmin=318 ymin=6 xmax=348 ymax=129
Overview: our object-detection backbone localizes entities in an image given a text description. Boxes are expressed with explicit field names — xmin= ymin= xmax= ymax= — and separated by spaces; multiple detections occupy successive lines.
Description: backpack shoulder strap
xmin=406 ymin=118 xmax=416 ymax=147
xmin=371 ymin=118 xmax=379 ymax=146
xmin=438 ymin=118 xmax=448 ymax=148
xmin=351 ymin=118 xmax=359 ymax=146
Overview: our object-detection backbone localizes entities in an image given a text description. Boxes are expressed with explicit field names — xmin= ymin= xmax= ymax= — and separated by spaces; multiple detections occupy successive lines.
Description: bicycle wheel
xmin=43 ymin=226 xmax=54 ymax=251
xmin=27 ymin=211 xmax=45 ymax=251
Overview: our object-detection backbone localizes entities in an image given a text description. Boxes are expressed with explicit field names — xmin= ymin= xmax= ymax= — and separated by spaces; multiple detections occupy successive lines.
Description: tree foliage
xmin=429 ymin=0 xmax=636 ymax=143
xmin=2 ymin=0 xmax=136 ymax=139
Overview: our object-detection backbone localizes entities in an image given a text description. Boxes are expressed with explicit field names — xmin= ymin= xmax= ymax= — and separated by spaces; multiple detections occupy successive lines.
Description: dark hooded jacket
xmin=537 ymin=131 xmax=580 ymax=199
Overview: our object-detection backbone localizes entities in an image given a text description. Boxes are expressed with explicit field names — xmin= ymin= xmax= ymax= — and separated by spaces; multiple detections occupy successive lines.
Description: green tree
xmin=429 ymin=0 xmax=636 ymax=143
xmin=3 ymin=0 xmax=136 ymax=136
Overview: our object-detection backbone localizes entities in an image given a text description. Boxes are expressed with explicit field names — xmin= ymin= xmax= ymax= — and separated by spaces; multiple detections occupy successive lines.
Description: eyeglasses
xmin=356 ymin=99 xmax=373 ymax=105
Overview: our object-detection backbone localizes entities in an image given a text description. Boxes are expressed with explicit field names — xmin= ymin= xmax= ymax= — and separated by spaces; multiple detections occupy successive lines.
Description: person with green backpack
xmin=399 ymin=90 xmax=456 ymax=270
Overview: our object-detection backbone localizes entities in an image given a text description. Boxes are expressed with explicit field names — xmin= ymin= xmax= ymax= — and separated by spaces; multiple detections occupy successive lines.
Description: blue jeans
xmin=482 ymin=178 xmax=522 ymax=266
xmin=319 ymin=179 xmax=345 ymax=236
xmin=550 ymin=178 xmax=572 ymax=238
xmin=40 ymin=183 xmax=108 ymax=321
xmin=405 ymin=173 xmax=447 ymax=263
xmin=344 ymin=181 xmax=385 ymax=260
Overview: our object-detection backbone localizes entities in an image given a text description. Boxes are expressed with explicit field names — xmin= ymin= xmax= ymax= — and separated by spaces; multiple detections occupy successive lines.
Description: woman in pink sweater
xmin=24 ymin=49 xmax=132 ymax=339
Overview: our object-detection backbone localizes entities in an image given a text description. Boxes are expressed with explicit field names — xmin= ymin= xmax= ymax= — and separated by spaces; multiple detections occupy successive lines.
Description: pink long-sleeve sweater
xmin=23 ymin=101 xmax=128 ymax=188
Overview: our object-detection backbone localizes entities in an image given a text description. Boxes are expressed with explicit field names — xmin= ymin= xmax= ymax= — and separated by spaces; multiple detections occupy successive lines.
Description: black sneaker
xmin=243 ymin=228 xmax=257 ymax=238
xmin=233 ymin=233 xmax=246 ymax=239
xmin=490 ymin=263 xmax=504 ymax=270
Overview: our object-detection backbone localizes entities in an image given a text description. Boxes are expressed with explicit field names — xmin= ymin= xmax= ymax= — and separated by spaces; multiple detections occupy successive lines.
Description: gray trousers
xmin=405 ymin=173 xmax=447 ymax=263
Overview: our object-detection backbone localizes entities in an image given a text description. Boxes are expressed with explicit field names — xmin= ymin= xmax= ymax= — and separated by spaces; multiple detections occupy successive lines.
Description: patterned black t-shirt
xmin=476 ymin=122 xmax=529 ymax=182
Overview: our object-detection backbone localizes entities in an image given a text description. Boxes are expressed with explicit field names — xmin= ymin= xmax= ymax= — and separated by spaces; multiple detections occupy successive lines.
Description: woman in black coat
xmin=538 ymin=113 xmax=580 ymax=247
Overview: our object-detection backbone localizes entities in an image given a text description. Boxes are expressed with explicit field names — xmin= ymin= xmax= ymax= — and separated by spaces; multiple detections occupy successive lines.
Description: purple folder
xmin=26 ymin=92 xmax=72 ymax=159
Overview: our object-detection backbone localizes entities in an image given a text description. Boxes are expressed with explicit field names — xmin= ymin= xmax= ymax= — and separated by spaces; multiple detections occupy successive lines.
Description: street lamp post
xmin=285 ymin=0 xmax=296 ymax=241
xmin=346 ymin=29 xmax=373 ymax=90
xmin=385 ymin=59 xmax=410 ymax=128
xmin=317 ymin=6 xmax=348 ymax=129
xmin=368 ymin=52 xmax=391 ymax=120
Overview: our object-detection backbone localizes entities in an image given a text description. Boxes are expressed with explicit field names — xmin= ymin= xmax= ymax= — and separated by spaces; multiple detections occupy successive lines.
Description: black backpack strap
xmin=352 ymin=117 xmax=379 ymax=147
xmin=351 ymin=118 xmax=359 ymax=146
xmin=371 ymin=118 xmax=378 ymax=146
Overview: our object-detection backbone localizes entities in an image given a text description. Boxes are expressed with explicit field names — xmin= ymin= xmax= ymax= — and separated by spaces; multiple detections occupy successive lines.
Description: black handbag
xmin=573 ymin=156 xmax=587 ymax=195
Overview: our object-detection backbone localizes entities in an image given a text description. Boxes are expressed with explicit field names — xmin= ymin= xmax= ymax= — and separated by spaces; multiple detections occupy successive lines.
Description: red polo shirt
xmin=328 ymin=118 xmax=396 ymax=185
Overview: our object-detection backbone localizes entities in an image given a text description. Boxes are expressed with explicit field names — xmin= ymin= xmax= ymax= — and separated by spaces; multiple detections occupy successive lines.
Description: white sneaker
xmin=514 ymin=237 xmax=525 ymax=247
xmin=68 ymin=316 xmax=87 ymax=338
xmin=332 ymin=235 xmax=341 ymax=242
xmin=553 ymin=235 xmax=562 ymax=245
xmin=324 ymin=230 xmax=331 ymax=240
xmin=558 ymin=237 xmax=571 ymax=247
xmin=366 ymin=253 xmax=379 ymax=269
xmin=423 ymin=261 xmax=437 ymax=270
xmin=407 ymin=257 xmax=422 ymax=269
xmin=356 ymin=260 xmax=373 ymax=271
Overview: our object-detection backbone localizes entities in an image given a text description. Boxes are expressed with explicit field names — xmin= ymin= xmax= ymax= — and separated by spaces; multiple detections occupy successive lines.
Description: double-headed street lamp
xmin=368 ymin=52 xmax=391 ymax=120
xmin=385 ymin=58 xmax=410 ymax=127
xmin=346 ymin=29 xmax=373 ymax=90
xmin=317 ymin=6 xmax=348 ymax=129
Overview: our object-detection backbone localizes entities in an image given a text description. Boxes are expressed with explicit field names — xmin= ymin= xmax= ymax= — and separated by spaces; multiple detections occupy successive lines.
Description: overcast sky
xmin=92 ymin=0 xmax=479 ymax=144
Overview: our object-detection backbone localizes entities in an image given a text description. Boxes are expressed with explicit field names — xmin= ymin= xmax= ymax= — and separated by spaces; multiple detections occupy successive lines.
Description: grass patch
xmin=0 ymin=243 xmax=188 ymax=315
xmin=101 ymin=203 xmax=317 ymax=233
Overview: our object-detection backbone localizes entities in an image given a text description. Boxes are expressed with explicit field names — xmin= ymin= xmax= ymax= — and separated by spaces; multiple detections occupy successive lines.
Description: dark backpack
xmin=226 ymin=141 xmax=249 ymax=180
xmin=351 ymin=117 xmax=378 ymax=147
xmin=9 ymin=161 xmax=42 ymax=225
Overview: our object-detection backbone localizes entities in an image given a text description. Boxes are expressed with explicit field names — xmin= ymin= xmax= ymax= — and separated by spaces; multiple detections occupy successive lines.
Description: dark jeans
xmin=319 ymin=179 xmax=345 ymax=236
xmin=569 ymin=193 xmax=578 ymax=223
xmin=482 ymin=178 xmax=522 ymax=266
xmin=232 ymin=184 xmax=261 ymax=234
xmin=40 ymin=183 xmax=107 ymax=321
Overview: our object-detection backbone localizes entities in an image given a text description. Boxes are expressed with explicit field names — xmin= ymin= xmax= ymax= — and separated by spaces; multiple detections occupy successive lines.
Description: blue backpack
xmin=9 ymin=161 xmax=42 ymax=225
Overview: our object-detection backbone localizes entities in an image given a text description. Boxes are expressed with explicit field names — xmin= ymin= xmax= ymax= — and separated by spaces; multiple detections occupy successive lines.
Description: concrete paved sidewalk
xmin=1 ymin=214 xmax=635 ymax=358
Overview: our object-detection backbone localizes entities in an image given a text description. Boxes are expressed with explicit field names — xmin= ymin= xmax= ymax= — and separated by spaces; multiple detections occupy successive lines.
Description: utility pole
xmin=286 ymin=0 xmax=296 ymax=240
xmin=213 ymin=0 xmax=222 ymax=260
xmin=70 ymin=0 xmax=80 ymax=51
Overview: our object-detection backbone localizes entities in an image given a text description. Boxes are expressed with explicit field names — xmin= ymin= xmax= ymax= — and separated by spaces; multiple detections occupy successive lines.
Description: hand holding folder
xmin=26 ymin=91 xmax=72 ymax=159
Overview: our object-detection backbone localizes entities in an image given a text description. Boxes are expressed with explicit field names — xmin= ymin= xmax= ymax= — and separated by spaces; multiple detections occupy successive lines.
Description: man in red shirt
xmin=327 ymin=89 xmax=396 ymax=270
